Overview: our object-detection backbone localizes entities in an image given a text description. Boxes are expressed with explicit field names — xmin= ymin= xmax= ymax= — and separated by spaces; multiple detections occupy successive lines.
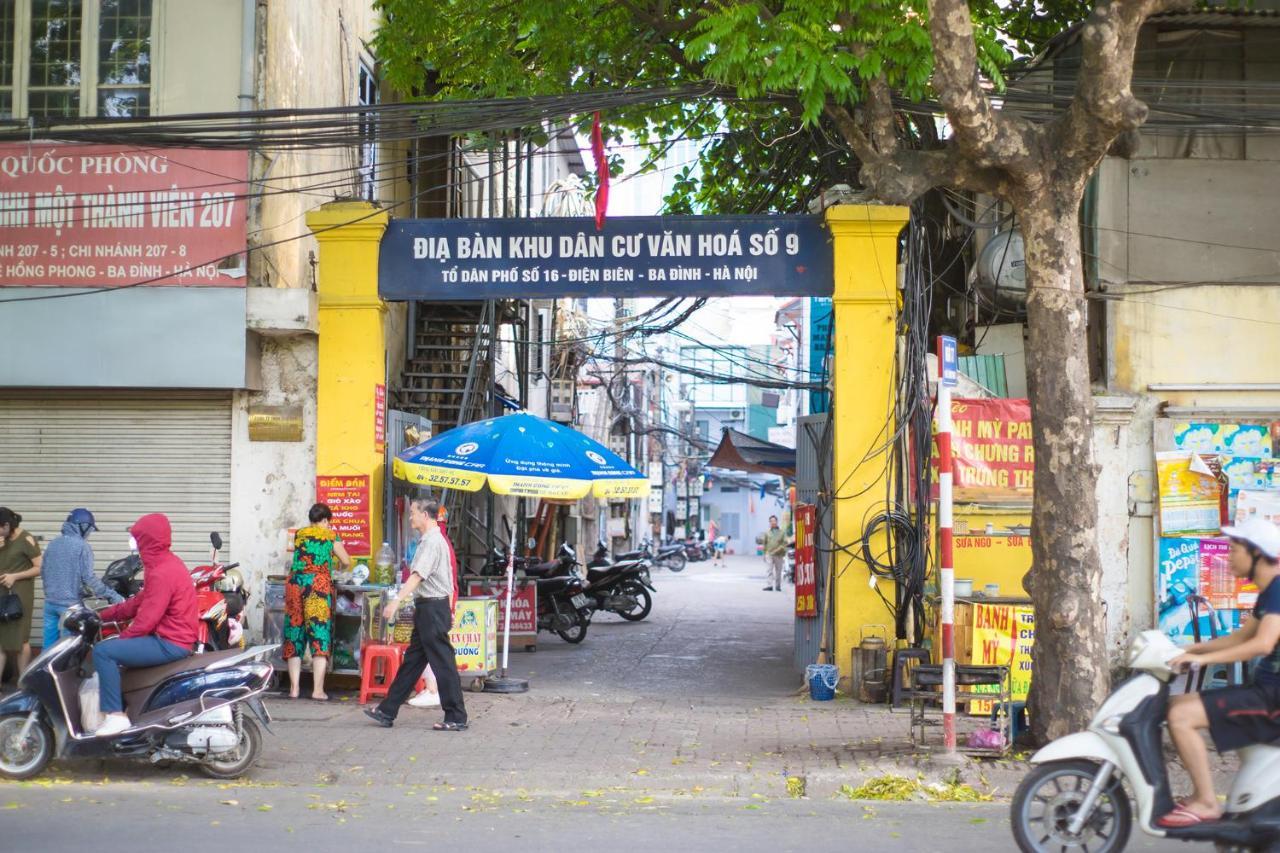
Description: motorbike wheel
xmin=1010 ymin=760 xmax=1132 ymax=853
xmin=617 ymin=582 xmax=653 ymax=622
xmin=199 ymin=717 xmax=263 ymax=780
xmin=661 ymin=552 xmax=687 ymax=573
xmin=0 ymin=713 xmax=54 ymax=780
xmin=555 ymin=610 xmax=589 ymax=644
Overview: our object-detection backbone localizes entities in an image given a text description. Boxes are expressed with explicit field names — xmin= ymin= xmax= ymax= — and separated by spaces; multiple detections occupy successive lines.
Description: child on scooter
xmin=1160 ymin=517 xmax=1280 ymax=828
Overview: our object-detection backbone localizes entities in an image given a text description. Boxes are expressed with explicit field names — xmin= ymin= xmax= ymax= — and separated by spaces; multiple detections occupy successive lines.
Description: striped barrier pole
xmin=937 ymin=335 xmax=958 ymax=756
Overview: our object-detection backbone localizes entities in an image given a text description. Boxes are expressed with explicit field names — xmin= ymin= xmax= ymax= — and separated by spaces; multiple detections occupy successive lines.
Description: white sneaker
xmin=408 ymin=690 xmax=441 ymax=708
xmin=94 ymin=713 xmax=132 ymax=737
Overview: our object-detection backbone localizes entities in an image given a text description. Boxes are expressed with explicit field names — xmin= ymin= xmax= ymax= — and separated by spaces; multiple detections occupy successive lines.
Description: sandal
xmin=432 ymin=721 xmax=468 ymax=732
xmin=1156 ymin=805 xmax=1220 ymax=828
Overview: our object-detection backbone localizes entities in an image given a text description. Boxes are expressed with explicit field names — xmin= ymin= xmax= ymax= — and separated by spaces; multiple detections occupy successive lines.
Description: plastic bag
xmin=966 ymin=727 xmax=1006 ymax=750
xmin=79 ymin=674 xmax=104 ymax=733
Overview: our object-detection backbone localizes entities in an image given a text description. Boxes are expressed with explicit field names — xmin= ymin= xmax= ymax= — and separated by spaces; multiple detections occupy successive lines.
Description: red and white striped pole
xmin=937 ymin=335 xmax=958 ymax=755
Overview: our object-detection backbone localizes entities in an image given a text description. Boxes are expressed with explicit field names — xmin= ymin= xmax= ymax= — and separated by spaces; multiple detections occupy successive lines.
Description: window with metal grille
xmin=28 ymin=0 xmax=82 ymax=118
xmin=357 ymin=60 xmax=379 ymax=200
xmin=0 ymin=1 xmax=14 ymax=118
xmin=1 ymin=0 xmax=152 ymax=119
xmin=96 ymin=0 xmax=151 ymax=117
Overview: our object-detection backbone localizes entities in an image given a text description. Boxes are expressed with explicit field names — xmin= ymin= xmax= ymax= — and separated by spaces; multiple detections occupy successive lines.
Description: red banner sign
xmin=794 ymin=504 xmax=817 ymax=617
xmin=0 ymin=144 xmax=248 ymax=287
xmin=932 ymin=398 xmax=1034 ymax=503
xmin=316 ymin=474 xmax=371 ymax=557
xmin=374 ymin=384 xmax=386 ymax=453
xmin=467 ymin=580 xmax=537 ymax=635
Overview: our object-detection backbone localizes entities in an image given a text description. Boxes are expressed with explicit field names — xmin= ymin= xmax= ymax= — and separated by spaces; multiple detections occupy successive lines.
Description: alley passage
xmin=504 ymin=552 xmax=800 ymax=703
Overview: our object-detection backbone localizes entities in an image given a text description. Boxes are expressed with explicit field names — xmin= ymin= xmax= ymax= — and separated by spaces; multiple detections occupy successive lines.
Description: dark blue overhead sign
xmin=378 ymin=215 xmax=833 ymax=301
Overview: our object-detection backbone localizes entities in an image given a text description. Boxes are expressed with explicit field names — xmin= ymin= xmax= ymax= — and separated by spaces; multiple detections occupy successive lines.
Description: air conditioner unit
xmin=729 ymin=409 xmax=744 ymax=420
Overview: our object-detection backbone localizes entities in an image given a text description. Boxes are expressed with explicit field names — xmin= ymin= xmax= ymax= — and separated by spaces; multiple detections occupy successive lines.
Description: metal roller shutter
xmin=0 ymin=393 xmax=232 ymax=646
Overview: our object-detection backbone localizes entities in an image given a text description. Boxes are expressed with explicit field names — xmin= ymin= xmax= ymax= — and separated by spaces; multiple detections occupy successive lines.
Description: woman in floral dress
xmin=284 ymin=503 xmax=350 ymax=700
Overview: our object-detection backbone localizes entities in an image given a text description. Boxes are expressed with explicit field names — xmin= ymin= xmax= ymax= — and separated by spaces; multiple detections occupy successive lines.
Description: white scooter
xmin=1010 ymin=630 xmax=1280 ymax=852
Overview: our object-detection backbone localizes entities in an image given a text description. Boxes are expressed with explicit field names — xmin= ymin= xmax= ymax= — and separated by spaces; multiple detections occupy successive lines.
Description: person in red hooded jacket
xmin=92 ymin=513 xmax=198 ymax=736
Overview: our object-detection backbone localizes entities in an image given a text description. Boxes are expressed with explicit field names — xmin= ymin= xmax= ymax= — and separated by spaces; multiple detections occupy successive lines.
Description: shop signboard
xmin=0 ymin=143 xmax=249 ymax=287
xmin=794 ymin=504 xmax=818 ymax=617
xmin=466 ymin=580 xmax=537 ymax=636
xmin=966 ymin=602 xmax=1034 ymax=715
xmin=378 ymin=215 xmax=834 ymax=301
xmin=450 ymin=597 xmax=499 ymax=675
xmin=930 ymin=398 xmax=1034 ymax=503
xmin=316 ymin=474 xmax=371 ymax=556
xmin=374 ymin=384 xmax=386 ymax=453
xmin=808 ymin=297 xmax=832 ymax=414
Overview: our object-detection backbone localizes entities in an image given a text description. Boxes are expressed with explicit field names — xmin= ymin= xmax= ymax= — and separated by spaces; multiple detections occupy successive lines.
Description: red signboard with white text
xmin=794 ymin=504 xmax=817 ymax=618
xmin=467 ymin=579 xmax=537 ymax=636
xmin=316 ymin=475 xmax=371 ymax=557
xmin=930 ymin=398 xmax=1034 ymax=503
xmin=0 ymin=144 xmax=248 ymax=287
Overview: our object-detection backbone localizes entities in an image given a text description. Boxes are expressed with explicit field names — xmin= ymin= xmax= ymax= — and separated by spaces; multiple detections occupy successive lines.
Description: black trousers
xmin=377 ymin=597 xmax=467 ymax=724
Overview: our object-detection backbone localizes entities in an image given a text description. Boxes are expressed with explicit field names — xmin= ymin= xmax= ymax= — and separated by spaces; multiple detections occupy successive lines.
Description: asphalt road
xmin=0 ymin=781 xmax=1196 ymax=852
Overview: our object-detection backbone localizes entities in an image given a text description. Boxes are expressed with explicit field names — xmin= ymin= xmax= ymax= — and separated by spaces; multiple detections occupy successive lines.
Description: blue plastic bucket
xmin=806 ymin=664 xmax=839 ymax=701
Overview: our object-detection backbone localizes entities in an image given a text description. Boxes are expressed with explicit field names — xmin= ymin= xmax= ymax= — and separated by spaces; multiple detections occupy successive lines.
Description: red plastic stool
xmin=359 ymin=644 xmax=402 ymax=705
xmin=391 ymin=642 xmax=427 ymax=694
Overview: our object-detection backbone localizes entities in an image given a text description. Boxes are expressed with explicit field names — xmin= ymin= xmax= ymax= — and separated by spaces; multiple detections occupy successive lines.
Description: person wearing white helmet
xmin=1159 ymin=516 xmax=1280 ymax=828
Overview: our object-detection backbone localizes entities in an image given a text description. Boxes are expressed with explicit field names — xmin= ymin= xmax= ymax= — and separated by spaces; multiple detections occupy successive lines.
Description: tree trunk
xmin=1019 ymin=193 xmax=1110 ymax=743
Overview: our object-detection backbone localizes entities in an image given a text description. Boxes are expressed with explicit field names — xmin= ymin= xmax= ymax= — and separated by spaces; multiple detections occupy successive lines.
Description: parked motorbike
xmin=103 ymin=532 xmax=248 ymax=652
xmin=0 ymin=607 xmax=275 ymax=781
xmin=682 ymin=538 xmax=711 ymax=563
xmin=492 ymin=546 xmax=593 ymax=644
xmin=1009 ymin=629 xmax=1280 ymax=852
xmin=582 ymin=541 xmax=656 ymax=621
xmin=612 ymin=539 xmax=686 ymax=573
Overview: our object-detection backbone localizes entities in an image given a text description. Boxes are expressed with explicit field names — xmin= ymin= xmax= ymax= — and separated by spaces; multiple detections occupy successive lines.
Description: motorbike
xmin=0 ymin=607 xmax=275 ymax=781
xmin=581 ymin=541 xmax=657 ymax=621
xmin=683 ymin=538 xmax=711 ymax=563
xmin=490 ymin=545 xmax=593 ymax=644
xmin=1010 ymin=629 xmax=1280 ymax=852
xmin=103 ymin=532 xmax=248 ymax=652
xmin=612 ymin=539 xmax=686 ymax=573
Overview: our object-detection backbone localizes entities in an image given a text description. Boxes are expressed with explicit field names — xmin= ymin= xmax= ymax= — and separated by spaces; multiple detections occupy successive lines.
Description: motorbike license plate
xmin=571 ymin=594 xmax=588 ymax=609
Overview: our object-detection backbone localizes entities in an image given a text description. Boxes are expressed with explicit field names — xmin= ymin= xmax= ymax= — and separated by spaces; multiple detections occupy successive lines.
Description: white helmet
xmin=1221 ymin=517 xmax=1280 ymax=561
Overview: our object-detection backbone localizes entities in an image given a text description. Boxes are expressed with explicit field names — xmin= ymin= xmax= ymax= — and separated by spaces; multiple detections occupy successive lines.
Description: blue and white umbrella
xmin=393 ymin=411 xmax=647 ymax=499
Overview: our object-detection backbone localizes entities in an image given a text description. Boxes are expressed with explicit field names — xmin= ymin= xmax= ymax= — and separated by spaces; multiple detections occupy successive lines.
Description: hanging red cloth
xmin=591 ymin=111 xmax=609 ymax=230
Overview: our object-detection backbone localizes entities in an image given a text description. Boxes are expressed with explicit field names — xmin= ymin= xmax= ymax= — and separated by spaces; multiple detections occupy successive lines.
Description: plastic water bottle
xmin=373 ymin=542 xmax=396 ymax=586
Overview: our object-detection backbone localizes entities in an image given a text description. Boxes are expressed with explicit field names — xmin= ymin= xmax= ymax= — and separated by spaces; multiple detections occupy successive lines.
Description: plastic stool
xmin=891 ymin=648 xmax=932 ymax=710
xmin=359 ymin=644 xmax=402 ymax=705
xmin=990 ymin=701 xmax=1028 ymax=741
xmin=392 ymin=642 xmax=427 ymax=694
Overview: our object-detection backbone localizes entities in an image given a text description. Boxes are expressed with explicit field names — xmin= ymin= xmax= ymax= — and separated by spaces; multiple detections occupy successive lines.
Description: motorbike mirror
xmin=210 ymin=532 xmax=223 ymax=550
xmin=527 ymin=536 xmax=538 ymax=551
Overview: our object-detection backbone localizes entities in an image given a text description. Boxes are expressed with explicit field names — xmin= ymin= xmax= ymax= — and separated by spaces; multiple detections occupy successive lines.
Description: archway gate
xmin=306 ymin=202 xmax=907 ymax=687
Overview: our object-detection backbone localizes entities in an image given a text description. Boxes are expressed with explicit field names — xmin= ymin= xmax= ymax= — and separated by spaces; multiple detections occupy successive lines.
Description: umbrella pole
xmin=484 ymin=528 xmax=529 ymax=693
xmin=502 ymin=535 xmax=515 ymax=673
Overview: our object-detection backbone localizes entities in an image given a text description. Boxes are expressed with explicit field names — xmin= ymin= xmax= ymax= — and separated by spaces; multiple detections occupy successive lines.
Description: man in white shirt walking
xmin=364 ymin=496 xmax=468 ymax=731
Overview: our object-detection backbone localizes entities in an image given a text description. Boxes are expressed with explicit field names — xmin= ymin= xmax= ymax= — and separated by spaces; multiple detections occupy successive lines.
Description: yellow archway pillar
xmin=307 ymin=201 xmax=390 ymax=557
xmin=825 ymin=204 xmax=910 ymax=688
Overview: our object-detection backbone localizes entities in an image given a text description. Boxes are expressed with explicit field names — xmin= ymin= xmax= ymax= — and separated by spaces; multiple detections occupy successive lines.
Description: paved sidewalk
xmin=10 ymin=554 xmax=1235 ymax=801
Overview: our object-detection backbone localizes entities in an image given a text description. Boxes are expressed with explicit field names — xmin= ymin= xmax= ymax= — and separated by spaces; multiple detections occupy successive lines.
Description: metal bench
xmin=906 ymin=663 xmax=1011 ymax=754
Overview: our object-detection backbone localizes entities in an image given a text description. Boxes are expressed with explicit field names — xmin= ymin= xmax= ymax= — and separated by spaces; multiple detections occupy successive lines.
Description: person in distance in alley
xmin=365 ymin=496 xmax=468 ymax=731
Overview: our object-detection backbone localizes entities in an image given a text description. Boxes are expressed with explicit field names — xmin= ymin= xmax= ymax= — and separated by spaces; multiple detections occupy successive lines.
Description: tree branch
xmin=927 ymin=0 xmax=1043 ymax=177
xmin=926 ymin=0 xmax=1001 ymax=155
xmin=1053 ymin=0 xmax=1192 ymax=177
